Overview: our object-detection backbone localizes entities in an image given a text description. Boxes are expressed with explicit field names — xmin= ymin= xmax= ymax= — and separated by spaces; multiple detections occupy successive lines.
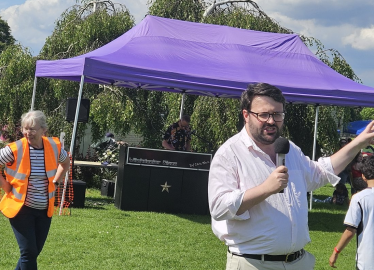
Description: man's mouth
xmin=263 ymin=125 xmax=277 ymax=135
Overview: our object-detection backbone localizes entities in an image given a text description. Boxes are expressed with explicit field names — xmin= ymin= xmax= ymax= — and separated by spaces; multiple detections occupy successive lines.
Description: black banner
xmin=126 ymin=147 xmax=212 ymax=171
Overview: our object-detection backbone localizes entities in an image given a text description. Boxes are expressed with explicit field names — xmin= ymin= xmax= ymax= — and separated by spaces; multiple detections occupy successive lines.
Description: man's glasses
xmin=248 ymin=111 xmax=285 ymax=122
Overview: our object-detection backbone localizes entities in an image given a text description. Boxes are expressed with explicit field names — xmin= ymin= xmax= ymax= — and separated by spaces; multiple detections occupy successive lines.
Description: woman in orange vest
xmin=0 ymin=110 xmax=70 ymax=270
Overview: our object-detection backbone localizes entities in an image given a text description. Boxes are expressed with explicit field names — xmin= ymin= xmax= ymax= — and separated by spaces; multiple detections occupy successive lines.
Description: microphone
xmin=274 ymin=137 xmax=290 ymax=193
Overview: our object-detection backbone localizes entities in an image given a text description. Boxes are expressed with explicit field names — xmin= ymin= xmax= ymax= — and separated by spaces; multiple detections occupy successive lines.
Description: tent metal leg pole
xmin=309 ymin=105 xmax=320 ymax=210
xmin=59 ymin=75 xmax=85 ymax=215
xmin=31 ymin=77 xmax=37 ymax=110
xmin=179 ymin=93 xmax=185 ymax=119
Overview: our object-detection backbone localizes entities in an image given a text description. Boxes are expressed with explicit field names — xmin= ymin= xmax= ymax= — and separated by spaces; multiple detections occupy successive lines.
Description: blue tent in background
xmin=345 ymin=120 xmax=371 ymax=135
xmin=356 ymin=126 xmax=368 ymax=135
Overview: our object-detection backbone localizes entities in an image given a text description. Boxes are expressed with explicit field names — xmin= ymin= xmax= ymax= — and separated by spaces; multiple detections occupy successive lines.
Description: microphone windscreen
xmin=274 ymin=137 xmax=290 ymax=154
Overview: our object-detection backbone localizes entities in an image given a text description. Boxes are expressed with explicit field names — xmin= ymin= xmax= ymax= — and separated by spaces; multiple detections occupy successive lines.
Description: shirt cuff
xmin=229 ymin=190 xmax=250 ymax=220
xmin=318 ymin=156 xmax=341 ymax=186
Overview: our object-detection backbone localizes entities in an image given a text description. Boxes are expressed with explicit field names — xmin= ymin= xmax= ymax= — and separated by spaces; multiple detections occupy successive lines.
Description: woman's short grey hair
xmin=21 ymin=110 xmax=48 ymax=129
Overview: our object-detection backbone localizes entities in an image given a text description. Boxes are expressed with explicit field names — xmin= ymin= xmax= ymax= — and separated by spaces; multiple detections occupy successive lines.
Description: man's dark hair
xmin=241 ymin=83 xmax=286 ymax=111
xmin=361 ymin=155 xmax=374 ymax=180
xmin=181 ymin=115 xmax=190 ymax=123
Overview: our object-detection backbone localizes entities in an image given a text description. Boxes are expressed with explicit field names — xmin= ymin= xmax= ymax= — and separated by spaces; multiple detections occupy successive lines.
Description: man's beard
xmin=248 ymin=122 xmax=282 ymax=145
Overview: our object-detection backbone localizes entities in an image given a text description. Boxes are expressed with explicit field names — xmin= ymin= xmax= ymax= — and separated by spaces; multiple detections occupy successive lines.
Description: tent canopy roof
xmin=36 ymin=15 xmax=374 ymax=107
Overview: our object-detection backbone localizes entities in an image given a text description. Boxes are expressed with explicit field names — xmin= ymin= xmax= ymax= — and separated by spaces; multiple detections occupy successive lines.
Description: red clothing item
xmin=351 ymin=166 xmax=362 ymax=178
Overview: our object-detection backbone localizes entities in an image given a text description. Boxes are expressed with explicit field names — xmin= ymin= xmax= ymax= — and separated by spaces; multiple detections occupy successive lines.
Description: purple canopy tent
xmin=33 ymin=15 xmax=374 ymax=211
xmin=35 ymin=15 xmax=374 ymax=106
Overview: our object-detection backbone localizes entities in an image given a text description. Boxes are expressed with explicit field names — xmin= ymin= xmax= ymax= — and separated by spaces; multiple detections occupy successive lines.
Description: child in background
xmin=329 ymin=155 xmax=374 ymax=269
xmin=332 ymin=183 xmax=349 ymax=206
xmin=350 ymin=152 xmax=367 ymax=195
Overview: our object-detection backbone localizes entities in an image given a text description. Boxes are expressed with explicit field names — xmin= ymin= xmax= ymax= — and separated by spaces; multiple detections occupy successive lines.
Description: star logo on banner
xmin=161 ymin=182 xmax=171 ymax=193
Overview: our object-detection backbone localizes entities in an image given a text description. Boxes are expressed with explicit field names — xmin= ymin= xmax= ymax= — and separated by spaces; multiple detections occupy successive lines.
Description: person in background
xmin=332 ymin=183 xmax=349 ymax=206
xmin=0 ymin=110 xmax=70 ymax=270
xmin=337 ymin=138 xmax=352 ymax=186
xmin=329 ymin=155 xmax=374 ymax=269
xmin=105 ymin=132 xmax=115 ymax=143
xmin=162 ymin=115 xmax=191 ymax=151
xmin=208 ymin=82 xmax=374 ymax=270
xmin=350 ymin=152 xmax=367 ymax=195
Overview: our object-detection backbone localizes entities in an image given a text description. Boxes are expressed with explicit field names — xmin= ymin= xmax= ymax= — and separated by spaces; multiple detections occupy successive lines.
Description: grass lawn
xmin=0 ymin=185 xmax=356 ymax=269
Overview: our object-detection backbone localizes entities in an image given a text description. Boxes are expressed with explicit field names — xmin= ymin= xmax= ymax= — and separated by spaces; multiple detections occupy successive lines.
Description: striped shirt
xmin=0 ymin=144 xmax=68 ymax=210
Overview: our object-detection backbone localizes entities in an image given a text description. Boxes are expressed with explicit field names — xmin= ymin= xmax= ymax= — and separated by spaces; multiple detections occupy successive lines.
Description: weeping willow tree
xmin=0 ymin=45 xmax=35 ymax=141
xmin=35 ymin=0 xmax=135 ymax=155
xmin=0 ymin=16 xmax=15 ymax=54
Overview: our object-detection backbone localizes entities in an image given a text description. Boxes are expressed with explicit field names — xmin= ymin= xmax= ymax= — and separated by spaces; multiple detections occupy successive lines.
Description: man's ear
xmin=242 ymin=110 xmax=249 ymax=123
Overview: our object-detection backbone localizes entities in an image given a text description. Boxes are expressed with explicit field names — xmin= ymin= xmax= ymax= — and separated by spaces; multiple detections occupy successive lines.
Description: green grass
xmin=0 ymin=185 xmax=356 ymax=269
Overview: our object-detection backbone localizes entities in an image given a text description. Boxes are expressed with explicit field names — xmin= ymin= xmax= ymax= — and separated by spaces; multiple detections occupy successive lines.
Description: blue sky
xmin=1 ymin=0 xmax=373 ymax=88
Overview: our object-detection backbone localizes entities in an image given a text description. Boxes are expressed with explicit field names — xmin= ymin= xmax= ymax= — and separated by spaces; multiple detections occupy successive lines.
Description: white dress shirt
xmin=208 ymin=128 xmax=340 ymax=255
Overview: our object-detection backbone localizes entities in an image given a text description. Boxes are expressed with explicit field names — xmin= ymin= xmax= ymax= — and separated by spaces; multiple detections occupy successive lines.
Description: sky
xmin=1 ymin=0 xmax=373 ymax=88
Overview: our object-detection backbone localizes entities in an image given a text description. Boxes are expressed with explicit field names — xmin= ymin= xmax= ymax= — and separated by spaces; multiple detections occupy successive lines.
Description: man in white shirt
xmin=208 ymin=82 xmax=374 ymax=270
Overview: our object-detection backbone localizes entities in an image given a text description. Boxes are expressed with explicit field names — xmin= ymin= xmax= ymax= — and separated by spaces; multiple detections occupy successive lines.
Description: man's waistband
xmin=228 ymin=249 xmax=304 ymax=263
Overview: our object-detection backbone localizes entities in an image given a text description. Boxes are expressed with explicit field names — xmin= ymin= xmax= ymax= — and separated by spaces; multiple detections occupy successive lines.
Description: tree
xmin=0 ymin=16 xmax=15 ymax=53
xmin=0 ymin=45 xmax=35 ymax=140
xmin=360 ymin=108 xmax=374 ymax=121
xmin=36 ymin=0 xmax=135 ymax=154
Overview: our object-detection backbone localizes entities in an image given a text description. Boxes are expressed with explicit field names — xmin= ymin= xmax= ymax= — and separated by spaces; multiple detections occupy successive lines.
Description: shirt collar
xmin=239 ymin=126 xmax=263 ymax=153
xmin=239 ymin=126 xmax=277 ymax=157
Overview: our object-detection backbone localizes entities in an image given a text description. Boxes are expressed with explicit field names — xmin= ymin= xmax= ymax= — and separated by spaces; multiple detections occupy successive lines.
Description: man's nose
xmin=266 ymin=115 xmax=276 ymax=124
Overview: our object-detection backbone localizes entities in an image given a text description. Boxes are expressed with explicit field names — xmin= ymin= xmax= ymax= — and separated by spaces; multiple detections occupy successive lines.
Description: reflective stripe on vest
xmin=46 ymin=137 xmax=59 ymax=205
xmin=46 ymin=137 xmax=58 ymax=178
xmin=11 ymin=186 xmax=23 ymax=201
xmin=5 ymin=140 xmax=27 ymax=181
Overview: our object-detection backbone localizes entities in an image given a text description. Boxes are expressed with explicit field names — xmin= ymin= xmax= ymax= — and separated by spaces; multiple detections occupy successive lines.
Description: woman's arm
xmin=52 ymin=157 xmax=70 ymax=185
xmin=0 ymin=172 xmax=11 ymax=193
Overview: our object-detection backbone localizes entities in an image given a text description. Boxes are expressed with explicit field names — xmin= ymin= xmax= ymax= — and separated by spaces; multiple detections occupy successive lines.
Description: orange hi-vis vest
xmin=0 ymin=136 xmax=61 ymax=218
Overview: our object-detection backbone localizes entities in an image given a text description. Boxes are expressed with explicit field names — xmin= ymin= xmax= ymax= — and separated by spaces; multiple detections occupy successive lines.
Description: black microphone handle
xmin=276 ymin=153 xmax=286 ymax=193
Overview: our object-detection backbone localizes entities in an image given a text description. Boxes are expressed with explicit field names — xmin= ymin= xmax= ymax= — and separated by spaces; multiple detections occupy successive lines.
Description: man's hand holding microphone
xmin=264 ymin=137 xmax=290 ymax=194
xmin=236 ymin=137 xmax=290 ymax=215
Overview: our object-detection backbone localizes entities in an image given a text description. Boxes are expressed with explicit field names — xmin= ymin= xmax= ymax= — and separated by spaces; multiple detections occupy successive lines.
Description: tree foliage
xmin=360 ymin=108 xmax=374 ymax=121
xmin=0 ymin=45 xmax=35 ymax=141
xmin=35 ymin=1 xmax=135 ymax=155
xmin=148 ymin=0 xmax=204 ymax=22
xmin=0 ymin=16 xmax=15 ymax=53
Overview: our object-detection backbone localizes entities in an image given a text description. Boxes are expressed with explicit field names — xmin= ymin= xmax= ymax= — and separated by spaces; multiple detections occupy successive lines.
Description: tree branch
xmin=203 ymin=0 xmax=266 ymax=18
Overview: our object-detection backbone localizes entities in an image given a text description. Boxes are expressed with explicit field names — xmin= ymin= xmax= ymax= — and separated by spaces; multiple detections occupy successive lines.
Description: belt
xmin=229 ymin=249 xmax=304 ymax=263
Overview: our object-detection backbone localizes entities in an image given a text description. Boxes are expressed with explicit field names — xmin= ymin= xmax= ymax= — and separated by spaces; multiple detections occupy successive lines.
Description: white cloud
xmin=264 ymin=11 xmax=358 ymax=50
xmin=117 ymin=0 xmax=148 ymax=23
xmin=1 ymin=0 xmax=75 ymax=54
xmin=343 ymin=26 xmax=374 ymax=50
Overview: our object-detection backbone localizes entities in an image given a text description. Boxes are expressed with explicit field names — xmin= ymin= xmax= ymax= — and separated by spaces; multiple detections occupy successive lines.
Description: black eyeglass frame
xmin=248 ymin=110 xmax=285 ymax=122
